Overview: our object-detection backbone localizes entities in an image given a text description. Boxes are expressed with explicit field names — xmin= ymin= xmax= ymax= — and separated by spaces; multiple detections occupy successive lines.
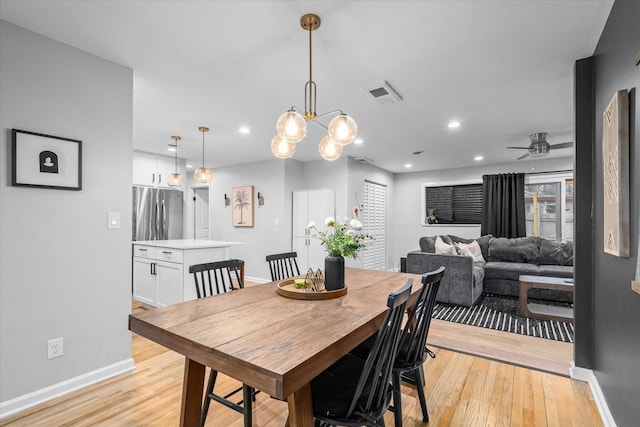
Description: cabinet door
xmin=292 ymin=236 xmax=309 ymax=272
xmin=133 ymin=257 xmax=155 ymax=305
xmin=156 ymin=155 xmax=176 ymax=188
xmin=132 ymin=151 xmax=157 ymax=186
xmin=292 ymin=191 xmax=309 ymax=237
xmin=155 ymin=261 xmax=183 ymax=307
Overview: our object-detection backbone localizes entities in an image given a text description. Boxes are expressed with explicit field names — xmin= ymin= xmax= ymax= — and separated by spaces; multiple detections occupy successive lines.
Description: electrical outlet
xmin=47 ymin=337 xmax=63 ymax=359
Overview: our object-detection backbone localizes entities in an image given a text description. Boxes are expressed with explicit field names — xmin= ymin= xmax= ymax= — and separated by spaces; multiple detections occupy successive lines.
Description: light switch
xmin=108 ymin=212 xmax=121 ymax=229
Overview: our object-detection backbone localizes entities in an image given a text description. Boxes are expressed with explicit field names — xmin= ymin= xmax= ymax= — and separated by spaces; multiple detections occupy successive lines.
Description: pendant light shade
xmin=328 ymin=114 xmax=358 ymax=146
xmin=271 ymin=135 xmax=296 ymax=159
xmin=194 ymin=126 xmax=212 ymax=183
xmin=193 ymin=166 xmax=212 ymax=183
xmin=276 ymin=110 xmax=307 ymax=143
xmin=272 ymin=13 xmax=357 ymax=161
xmin=167 ymin=135 xmax=183 ymax=187
xmin=318 ymin=135 xmax=343 ymax=161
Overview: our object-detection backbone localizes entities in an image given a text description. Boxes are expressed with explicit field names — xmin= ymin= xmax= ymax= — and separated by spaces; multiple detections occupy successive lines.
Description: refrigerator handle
xmin=161 ymin=199 xmax=166 ymax=239
xmin=152 ymin=173 xmax=155 ymax=184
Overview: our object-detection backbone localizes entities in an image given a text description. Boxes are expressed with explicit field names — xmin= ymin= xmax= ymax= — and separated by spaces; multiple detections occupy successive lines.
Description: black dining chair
xmin=188 ymin=259 xmax=256 ymax=427
xmin=309 ymin=278 xmax=413 ymax=427
xmin=350 ymin=266 xmax=445 ymax=426
xmin=265 ymin=251 xmax=300 ymax=281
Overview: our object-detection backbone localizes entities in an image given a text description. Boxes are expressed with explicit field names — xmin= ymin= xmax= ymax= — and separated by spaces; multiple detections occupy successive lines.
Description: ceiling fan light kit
xmin=271 ymin=13 xmax=358 ymax=161
xmin=507 ymin=132 xmax=574 ymax=160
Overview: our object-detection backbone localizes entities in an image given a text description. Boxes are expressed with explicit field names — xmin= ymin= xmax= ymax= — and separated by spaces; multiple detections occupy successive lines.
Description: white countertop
xmin=132 ymin=239 xmax=244 ymax=250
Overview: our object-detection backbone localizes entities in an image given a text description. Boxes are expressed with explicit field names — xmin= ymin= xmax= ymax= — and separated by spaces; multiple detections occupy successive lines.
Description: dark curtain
xmin=481 ymin=173 xmax=526 ymax=238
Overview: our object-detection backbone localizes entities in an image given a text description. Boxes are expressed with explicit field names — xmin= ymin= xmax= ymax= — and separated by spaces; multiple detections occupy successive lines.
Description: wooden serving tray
xmin=276 ymin=279 xmax=347 ymax=300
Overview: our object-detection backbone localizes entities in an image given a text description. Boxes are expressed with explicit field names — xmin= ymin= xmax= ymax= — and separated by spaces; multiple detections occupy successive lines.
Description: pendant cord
xmin=308 ymin=26 xmax=313 ymax=116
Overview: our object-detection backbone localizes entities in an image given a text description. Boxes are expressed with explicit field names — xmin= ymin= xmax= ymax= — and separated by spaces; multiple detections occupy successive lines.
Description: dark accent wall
xmin=575 ymin=1 xmax=640 ymax=425
xmin=573 ymin=57 xmax=595 ymax=369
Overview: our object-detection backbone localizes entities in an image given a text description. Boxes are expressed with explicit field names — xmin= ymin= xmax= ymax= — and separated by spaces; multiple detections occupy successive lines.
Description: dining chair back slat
xmin=189 ymin=259 xmax=244 ymax=298
xmin=265 ymin=252 xmax=300 ymax=281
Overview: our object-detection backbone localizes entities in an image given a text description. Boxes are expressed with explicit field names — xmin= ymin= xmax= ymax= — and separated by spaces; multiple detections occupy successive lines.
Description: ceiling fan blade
xmin=517 ymin=152 xmax=531 ymax=160
xmin=506 ymin=146 xmax=530 ymax=149
xmin=550 ymin=142 xmax=573 ymax=149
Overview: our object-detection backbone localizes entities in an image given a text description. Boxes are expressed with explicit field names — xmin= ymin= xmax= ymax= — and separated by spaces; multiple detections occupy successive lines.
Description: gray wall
xmin=0 ymin=20 xmax=133 ymax=405
xmin=209 ymin=159 xmax=293 ymax=281
xmin=581 ymin=1 xmax=640 ymax=425
xmin=393 ymin=157 xmax=573 ymax=262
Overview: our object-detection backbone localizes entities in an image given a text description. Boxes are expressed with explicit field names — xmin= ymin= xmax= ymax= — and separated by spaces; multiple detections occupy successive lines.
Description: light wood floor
xmin=1 ymin=299 xmax=600 ymax=427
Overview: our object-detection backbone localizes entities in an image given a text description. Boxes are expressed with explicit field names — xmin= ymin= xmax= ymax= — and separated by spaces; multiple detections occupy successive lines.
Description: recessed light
xmin=474 ymin=155 xmax=484 ymax=161
xmin=354 ymin=138 xmax=363 ymax=145
xmin=239 ymin=126 xmax=250 ymax=134
xmin=186 ymin=164 xmax=193 ymax=169
xmin=404 ymin=163 xmax=412 ymax=168
xmin=448 ymin=120 xmax=461 ymax=129
xmin=167 ymin=146 xmax=176 ymax=152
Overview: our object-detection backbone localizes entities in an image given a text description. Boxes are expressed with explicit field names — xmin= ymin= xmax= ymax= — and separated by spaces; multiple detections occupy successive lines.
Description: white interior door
xmin=193 ymin=187 xmax=209 ymax=239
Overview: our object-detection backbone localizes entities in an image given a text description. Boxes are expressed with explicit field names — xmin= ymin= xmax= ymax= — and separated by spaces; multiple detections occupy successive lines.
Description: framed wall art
xmin=602 ymin=89 xmax=629 ymax=257
xmin=11 ymin=129 xmax=82 ymax=191
xmin=232 ymin=185 xmax=254 ymax=227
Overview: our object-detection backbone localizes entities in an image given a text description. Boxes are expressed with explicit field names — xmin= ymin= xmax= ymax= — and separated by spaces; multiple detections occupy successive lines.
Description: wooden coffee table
xmin=518 ymin=275 xmax=574 ymax=322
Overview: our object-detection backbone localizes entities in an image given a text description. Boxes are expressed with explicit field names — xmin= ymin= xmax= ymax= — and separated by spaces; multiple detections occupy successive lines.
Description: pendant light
xmin=166 ymin=135 xmax=183 ymax=187
xmin=194 ymin=126 xmax=212 ymax=183
xmin=272 ymin=13 xmax=357 ymax=161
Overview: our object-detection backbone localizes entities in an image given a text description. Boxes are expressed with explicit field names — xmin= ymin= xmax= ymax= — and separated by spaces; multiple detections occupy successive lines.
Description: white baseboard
xmin=570 ymin=362 xmax=617 ymax=427
xmin=0 ymin=358 xmax=135 ymax=420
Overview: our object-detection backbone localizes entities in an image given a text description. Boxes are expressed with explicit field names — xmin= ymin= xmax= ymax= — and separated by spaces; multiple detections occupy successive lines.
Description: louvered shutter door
xmin=362 ymin=181 xmax=386 ymax=270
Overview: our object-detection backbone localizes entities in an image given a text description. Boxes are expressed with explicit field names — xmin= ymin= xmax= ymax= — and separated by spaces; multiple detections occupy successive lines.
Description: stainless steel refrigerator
xmin=132 ymin=186 xmax=184 ymax=241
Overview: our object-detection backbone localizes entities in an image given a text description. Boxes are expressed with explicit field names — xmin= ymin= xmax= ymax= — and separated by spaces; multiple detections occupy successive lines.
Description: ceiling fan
xmin=507 ymin=132 xmax=573 ymax=160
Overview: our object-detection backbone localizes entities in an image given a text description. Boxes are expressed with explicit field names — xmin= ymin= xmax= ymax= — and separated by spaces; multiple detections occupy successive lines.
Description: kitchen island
xmin=132 ymin=239 xmax=243 ymax=308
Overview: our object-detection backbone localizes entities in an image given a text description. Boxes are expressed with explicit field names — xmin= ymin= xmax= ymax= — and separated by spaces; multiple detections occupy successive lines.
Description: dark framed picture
xmin=232 ymin=185 xmax=254 ymax=227
xmin=11 ymin=129 xmax=82 ymax=191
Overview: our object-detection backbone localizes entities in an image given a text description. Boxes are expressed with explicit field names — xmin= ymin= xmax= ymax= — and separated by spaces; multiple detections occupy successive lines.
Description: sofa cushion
xmin=418 ymin=236 xmax=436 ymax=253
xmin=475 ymin=234 xmax=493 ymax=261
xmin=483 ymin=261 xmax=539 ymax=281
xmin=539 ymin=239 xmax=573 ymax=266
xmin=536 ymin=264 xmax=573 ymax=278
xmin=447 ymin=235 xmax=474 ymax=244
xmin=455 ymin=241 xmax=486 ymax=263
xmin=435 ymin=236 xmax=456 ymax=255
xmin=488 ymin=236 xmax=541 ymax=264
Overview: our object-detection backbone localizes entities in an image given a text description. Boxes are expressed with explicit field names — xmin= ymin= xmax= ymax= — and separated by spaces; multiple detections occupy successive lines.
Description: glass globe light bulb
xmin=167 ymin=172 xmax=183 ymax=187
xmin=193 ymin=167 xmax=212 ymax=183
xmin=328 ymin=114 xmax=357 ymax=146
xmin=318 ymin=135 xmax=343 ymax=161
xmin=276 ymin=110 xmax=307 ymax=143
xmin=271 ymin=135 xmax=295 ymax=159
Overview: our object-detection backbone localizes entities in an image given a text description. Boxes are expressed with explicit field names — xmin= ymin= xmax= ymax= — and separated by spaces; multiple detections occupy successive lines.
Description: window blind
xmin=362 ymin=181 xmax=386 ymax=270
xmin=425 ymin=184 xmax=482 ymax=224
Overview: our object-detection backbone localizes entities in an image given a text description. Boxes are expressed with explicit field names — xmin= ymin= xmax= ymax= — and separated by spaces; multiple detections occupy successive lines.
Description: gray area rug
xmin=431 ymin=293 xmax=574 ymax=343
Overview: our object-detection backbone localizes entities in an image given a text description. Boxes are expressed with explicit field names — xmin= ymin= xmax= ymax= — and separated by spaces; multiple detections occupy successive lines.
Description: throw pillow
xmin=539 ymin=238 xmax=574 ymax=266
xmin=419 ymin=236 xmax=437 ymax=253
xmin=455 ymin=241 xmax=486 ymax=263
xmin=435 ymin=236 xmax=456 ymax=255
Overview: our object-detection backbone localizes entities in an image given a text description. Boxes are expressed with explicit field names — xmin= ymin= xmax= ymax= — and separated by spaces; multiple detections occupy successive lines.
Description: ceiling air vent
xmin=364 ymin=81 xmax=402 ymax=104
xmin=353 ymin=156 xmax=374 ymax=164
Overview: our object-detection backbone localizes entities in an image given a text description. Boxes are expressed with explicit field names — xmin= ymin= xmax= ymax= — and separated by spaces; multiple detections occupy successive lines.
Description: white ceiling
xmin=0 ymin=0 xmax=613 ymax=173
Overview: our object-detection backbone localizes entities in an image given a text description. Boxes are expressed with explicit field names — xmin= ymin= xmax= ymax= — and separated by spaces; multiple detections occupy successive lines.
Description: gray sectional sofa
xmin=404 ymin=234 xmax=574 ymax=306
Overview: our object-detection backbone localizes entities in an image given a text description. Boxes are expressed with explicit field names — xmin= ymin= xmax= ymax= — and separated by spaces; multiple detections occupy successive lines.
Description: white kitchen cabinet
xmin=292 ymin=189 xmax=335 ymax=272
xmin=133 ymin=150 xmax=181 ymax=188
xmin=132 ymin=240 xmax=242 ymax=307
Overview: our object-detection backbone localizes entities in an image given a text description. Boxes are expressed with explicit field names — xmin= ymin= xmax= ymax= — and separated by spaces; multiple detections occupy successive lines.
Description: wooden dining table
xmin=128 ymin=267 xmax=423 ymax=427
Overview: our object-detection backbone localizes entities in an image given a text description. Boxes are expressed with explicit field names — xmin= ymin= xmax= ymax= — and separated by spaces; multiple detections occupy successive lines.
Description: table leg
xmin=287 ymin=383 xmax=314 ymax=427
xmin=180 ymin=357 xmax=206 ymax=427
xmin=519 ymin=281 xmax=533 ymax=317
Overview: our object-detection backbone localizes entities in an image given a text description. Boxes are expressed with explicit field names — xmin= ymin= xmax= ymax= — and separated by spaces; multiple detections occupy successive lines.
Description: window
xmin=422 ymin=182 xmax=482 ymax=225
xmin=524 ymin=173 xmax=573 ymax=241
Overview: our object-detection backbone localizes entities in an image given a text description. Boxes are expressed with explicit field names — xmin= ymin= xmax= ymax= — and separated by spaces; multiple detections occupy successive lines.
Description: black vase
xmin=324 ymin=255 xmax=345 ymax=291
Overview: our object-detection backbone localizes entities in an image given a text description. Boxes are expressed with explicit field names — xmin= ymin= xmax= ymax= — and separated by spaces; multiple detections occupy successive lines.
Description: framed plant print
xmin=11 ymin=129 xmax=82 ymax=190
xmin=232 ymin=185 xmax=254 ymax=227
